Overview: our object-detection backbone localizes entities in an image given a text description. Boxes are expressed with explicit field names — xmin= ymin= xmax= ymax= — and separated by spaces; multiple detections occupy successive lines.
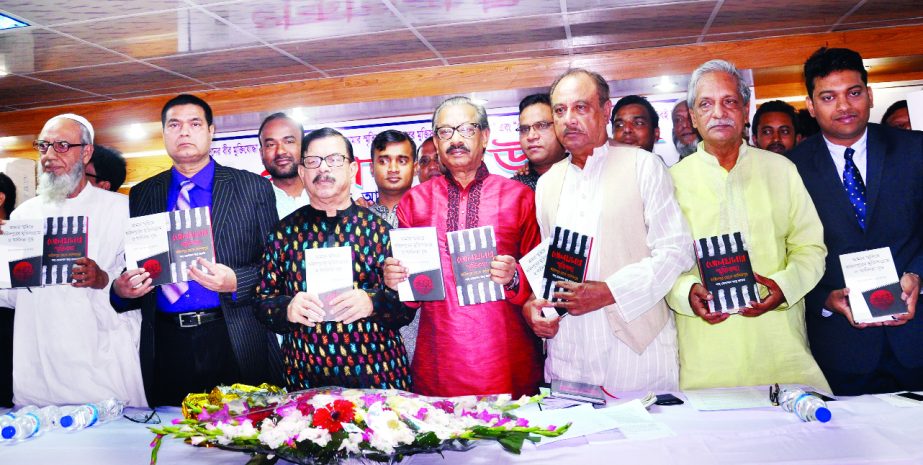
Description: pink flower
xmin=414 ymin=408 xmax=428 ymax=420
xmin=515 ymin=418 xmax=529 ymax=427
xmin=547 ymin=425 xmax=556 ymax=431
xmin=361 ymin=393 xmax=387 ymax=407
xmin=432 ymin=400 xmax=455 ymax=414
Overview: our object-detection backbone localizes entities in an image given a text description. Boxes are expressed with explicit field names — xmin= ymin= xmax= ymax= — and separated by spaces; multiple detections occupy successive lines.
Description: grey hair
xmin=76 ymin=123 xmax=92 ymax=145
xmin=550 ymin=68 xmax=610 ymax=105
xmin=687 ymin=59 xmax=751 ymax=109
xmin=432 ymin=96 xmax=489 ymax=131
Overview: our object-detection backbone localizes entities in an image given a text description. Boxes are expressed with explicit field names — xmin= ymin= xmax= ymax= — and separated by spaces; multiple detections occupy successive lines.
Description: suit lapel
xmin=211 ymin=163 xmax=235 ymax=257
xmin=148 ymin=171 xmax=170 ymax=214
xmin=810 ymin=135 xmax=864 ymax=234
xmin=864 ymin=125 xmax=885 ymax=225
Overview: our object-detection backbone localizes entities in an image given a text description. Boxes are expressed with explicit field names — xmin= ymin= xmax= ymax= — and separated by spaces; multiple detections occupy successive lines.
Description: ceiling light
xmin=126 ymin=123 xmax=146 ymax=140
xmin=290 ymin=107 xmax=308 ymax=124
xmin=0 ymin=13 xmax=29 ymax=31
xmin=471 ymin=98 xmax=488 ymax=106
xmin=654 ymin=75 xmax=677 ymax=92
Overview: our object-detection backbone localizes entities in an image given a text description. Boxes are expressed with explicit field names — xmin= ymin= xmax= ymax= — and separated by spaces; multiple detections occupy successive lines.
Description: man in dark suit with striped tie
xmin=790 ymin=47 xmax=923 ymax=395
xmin=112 ymin=94 xmax=282 ymax=406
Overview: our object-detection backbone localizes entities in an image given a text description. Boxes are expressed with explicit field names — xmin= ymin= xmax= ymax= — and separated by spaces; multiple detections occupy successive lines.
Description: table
xmin=2 ymin=392 xmax=922 ymax=465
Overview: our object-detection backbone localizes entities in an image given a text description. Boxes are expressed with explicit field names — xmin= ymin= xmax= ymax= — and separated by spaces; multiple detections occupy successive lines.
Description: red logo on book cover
xmin=869 ymin=289 xmax=895 ymax=310
xmin=143 ymin=259 xmax=163 ymax=280
xmin=12 ymin=262 xmax=34 ymax=282
xmin=413 ymin=275 xmax=433 ymax=295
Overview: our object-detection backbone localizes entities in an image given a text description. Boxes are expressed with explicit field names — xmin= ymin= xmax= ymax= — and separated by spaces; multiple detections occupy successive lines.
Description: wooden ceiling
xmin=1 ymin=0 xmax=921 ymax=109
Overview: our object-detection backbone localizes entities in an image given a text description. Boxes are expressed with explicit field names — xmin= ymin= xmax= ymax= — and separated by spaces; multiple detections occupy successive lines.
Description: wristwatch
xmin=504 ymin=269 xmax=520 ymax=292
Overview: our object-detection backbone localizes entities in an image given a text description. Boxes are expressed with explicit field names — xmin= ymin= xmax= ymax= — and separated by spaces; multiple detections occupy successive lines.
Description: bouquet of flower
xmin=150 ymin=385 xmax=570 ymax=465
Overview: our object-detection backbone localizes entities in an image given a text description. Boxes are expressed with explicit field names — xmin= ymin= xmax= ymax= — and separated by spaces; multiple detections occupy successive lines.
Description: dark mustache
xmin=312 ymin=174 xmax=336 ymax=184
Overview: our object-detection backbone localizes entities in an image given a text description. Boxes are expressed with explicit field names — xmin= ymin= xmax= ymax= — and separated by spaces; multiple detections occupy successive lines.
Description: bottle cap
xmin=1 ymin=425 xmax=15 ymax=439
xmin=815 ymin=407 xmax=831 ymax=423
xmin=60 ymin=415 xmax=74 ymax=428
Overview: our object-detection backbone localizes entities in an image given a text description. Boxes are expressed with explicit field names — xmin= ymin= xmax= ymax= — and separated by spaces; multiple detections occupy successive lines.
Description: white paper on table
xmin=304 ymin=246 xmax=354 ymax=321
xmin=907 ymin=90 xmax=923 ymax=130
xmin=839 ymin=247 xmax=901 ymax=324
xmin=683 ymin=386 xmax=773 ymax=411
xmin=593 ymin=399 xmax=675 ymax=441
xmin=518 ymin=403 xmax=619 ymax=446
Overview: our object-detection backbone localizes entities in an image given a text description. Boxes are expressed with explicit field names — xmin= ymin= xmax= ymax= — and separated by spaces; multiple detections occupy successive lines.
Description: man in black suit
xmin=112 ymin=94 xmax=281 ymax=406
xmin=790 ymin=47 xmax=923 ymax=395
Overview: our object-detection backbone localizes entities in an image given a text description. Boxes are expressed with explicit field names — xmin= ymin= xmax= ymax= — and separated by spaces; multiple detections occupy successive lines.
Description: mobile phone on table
xmin=654 ymin=393 xmax=684 ymax=406
xmin=896 ymin=391 xmax=923 ymax=402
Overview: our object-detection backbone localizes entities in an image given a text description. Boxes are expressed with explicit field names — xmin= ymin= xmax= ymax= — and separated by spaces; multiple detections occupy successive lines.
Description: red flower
xmin=312 ymin=400 xmax=356 ymax=433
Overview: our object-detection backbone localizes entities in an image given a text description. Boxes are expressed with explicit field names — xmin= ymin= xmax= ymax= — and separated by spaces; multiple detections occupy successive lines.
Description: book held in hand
xmin=0 ymin=218 xmax=44 ymax=289
xmin=43 ymin=216 xmax=88 ymax=285
xmin=541 ymin=226 xmax=593 ymax=316
xmin=840 ymin=247 xmax=905 ymax=323
xmin=389 ymin=227 xmax=445 ymax=302
xmin=447 ymin=225 xmax=503 ymax=306
xmin=695 ymin=232 xmax=760 ymax=314
xmin=125 ymin=207 xmax=215 ymax=286
xmin=304 ymin=245 xmax=354 ymax=321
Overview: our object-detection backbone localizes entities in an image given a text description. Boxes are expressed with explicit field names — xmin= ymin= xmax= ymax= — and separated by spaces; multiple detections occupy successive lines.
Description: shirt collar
xmin=695 ymin=141 xmax=750 ymax=169
xmin=822 ymin=128 xmax=868 ymax=159
xmin=171 ymin=158 xmax=216 ymax=192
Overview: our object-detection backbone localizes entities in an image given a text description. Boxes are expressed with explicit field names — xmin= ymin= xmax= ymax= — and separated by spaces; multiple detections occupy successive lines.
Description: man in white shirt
xmin=258 ymin=113 xmax=309 ymax=220
xmin=0 ymin=114 xmax=145 ymax=406
xmin=523 ymin=69 xmax=693 ymax=391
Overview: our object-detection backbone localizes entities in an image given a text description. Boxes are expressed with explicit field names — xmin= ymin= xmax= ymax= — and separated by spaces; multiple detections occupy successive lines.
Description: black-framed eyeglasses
xmin=434 ymin=123 xmax=481 ymax=141
xmin=515 ymin=121 xmax=553 ymax=134
xmin=302 ymin=153 xmax=349 ymax=168
xmin=123 ymin=408 xmax=161 ymax=424
xmin=85 ymin=173 xmax=98 ymax=180
xmin=33 ymin=140 xmax=88 ymax=154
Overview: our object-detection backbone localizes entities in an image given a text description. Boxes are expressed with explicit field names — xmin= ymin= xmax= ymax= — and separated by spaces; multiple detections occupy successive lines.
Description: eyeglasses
xmin=434 ymin=123 xmax=481 ymax=141
xmin=515 ymin=121 xmax=553 ymax=134
xmin=418 ymin=155 xmax=437 ymax=166
xmin=302 ymin=153 xmax=349 ymax=168
xmin=33 ymin=140 xmax=87 ymax=154
xmin=123 ymin=408 xmax=161 ymax=424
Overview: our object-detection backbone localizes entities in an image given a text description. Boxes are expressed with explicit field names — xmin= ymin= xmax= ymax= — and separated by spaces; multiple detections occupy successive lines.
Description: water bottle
xmin=0 ymin=412 xmax=16 ymax=442
xmin=58 ymin=399 xmax=124 ymax=431
xmin=779 ymin=388 xmax=831 ymax=423
xmin=1 ymin=405 xmax=61 ymax=441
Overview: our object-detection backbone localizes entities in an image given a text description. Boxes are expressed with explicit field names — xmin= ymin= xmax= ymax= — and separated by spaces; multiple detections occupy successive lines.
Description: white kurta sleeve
xmin=605 ymin=153 xmax=695 ymax=322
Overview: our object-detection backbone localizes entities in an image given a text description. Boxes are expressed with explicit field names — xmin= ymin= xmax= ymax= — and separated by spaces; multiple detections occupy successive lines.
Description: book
xmin=0 ymin=218 xmax=44 ymax=289
xmin=447 ymin=225 xmax=504 ymax=306
xmin=389 ymin=227 xmax=445 ymax=302
xmin=840 ymin=247 xmax=905 ymax=323
xmin=42 ymin=216 xmax=88 ymax=285
xmin=542 ymin=226 xmax=593 ymax=315
xmin=520 ymin=238 xmax=561 ymax=319
xmin=124 ymin=207 xmax=215 ymax=285
xmin=304 ymin=245 xmax=354 ymax=320
xmin=550 ymin=378 xmax=606 ymax=406
xmin=695 ymin=232 xmax=760 ymax=314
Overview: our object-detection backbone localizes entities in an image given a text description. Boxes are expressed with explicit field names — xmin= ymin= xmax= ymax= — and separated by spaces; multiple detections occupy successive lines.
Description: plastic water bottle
xmin=0 ymin=412 xmax=16 ymax=443
xmin=1 ymin=405 xmax=61 ymax=441
xmin=779 ymin=388 xmax=831 ymax=423
xmin=58 ymin=399 xmax=124 ymax=431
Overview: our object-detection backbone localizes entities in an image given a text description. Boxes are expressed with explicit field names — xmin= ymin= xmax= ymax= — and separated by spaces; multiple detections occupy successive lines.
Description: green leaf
xmin=498 ymin=434 xmax=525 ymax=454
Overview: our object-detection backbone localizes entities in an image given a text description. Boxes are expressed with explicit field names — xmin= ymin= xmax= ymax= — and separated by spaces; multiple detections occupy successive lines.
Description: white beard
xmin=37 ymin=160 xmax=84 ymax=203
xmin=675 ymin=139 xmax=699 ymax=159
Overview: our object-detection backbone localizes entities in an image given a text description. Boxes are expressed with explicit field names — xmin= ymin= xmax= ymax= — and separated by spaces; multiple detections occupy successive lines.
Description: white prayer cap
xmin=48 ymin=113 xmax=95 ymax=143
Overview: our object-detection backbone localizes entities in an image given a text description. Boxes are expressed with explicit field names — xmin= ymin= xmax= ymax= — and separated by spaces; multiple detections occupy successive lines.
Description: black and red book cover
xmin=861 ymin=282 xmax=905 ymax=318
xmin=167 ymin=207 xmax=216 ymax=282
xmin=447 ymin=225 xmax=503 ymax=306
xmin=390 ymin=227 xmax=446 ymax=302
xmin=125 ymin=207 xmax=215 ymax=286
xmin=695 ymin=232 xmax=760 ymax=314
xmin=42 ymin=216 xmax=88 ymax=286
xmin=0 ymin=218 xmax=44 ymax=289
xmin=542 ymin=226 xmax=593 ymax=315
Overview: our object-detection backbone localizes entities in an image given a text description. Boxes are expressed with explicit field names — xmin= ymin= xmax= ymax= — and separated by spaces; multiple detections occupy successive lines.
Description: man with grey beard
xmin=672 ymin=100 xmax=701 ymax=159
xmin=0 ymin=114 xmax=146 ymax=406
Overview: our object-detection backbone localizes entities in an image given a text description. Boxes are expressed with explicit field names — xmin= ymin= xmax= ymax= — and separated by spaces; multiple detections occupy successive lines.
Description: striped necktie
xmin=162 ymin=180 xmax=194 ymax=303
xmin=842 ymin=147 xmax=867 ymax=230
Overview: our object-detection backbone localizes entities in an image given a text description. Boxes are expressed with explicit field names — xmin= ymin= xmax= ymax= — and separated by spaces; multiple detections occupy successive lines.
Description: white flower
xmin=190 ymin=436 xmax=208 ymax=446
xmin=296 ymin=427 xmax=332 ymax=448
xmin=365 ymin=403 xmax=415 ymax=454
xmin=339 ymin=432 xmax=365 ymax=454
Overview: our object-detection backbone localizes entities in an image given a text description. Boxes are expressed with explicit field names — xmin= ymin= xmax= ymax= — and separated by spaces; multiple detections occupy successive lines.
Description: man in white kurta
xmin=524 ymin=70 xmax=694 ymax=391
xmin=0 ymin=114 xmax=145 ymax=406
